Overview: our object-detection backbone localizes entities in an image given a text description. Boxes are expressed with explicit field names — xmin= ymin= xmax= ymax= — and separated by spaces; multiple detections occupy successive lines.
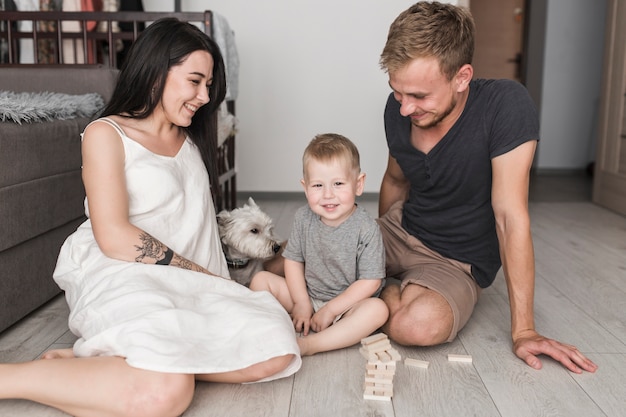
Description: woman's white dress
xmin=53 ymin=118 xmax=301 ymax=380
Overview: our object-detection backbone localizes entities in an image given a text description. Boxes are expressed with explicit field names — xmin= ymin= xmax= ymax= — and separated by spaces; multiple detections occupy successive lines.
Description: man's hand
xmin=513 ymin=329 xmax=598 ymax=374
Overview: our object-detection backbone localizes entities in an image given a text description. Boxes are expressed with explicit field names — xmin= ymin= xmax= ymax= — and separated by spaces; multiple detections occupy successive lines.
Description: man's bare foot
xmin=40 ymin=348 xmax=75 ymax=360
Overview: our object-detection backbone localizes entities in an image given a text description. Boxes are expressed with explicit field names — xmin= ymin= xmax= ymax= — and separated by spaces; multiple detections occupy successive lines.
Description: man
xmin=376 ymin=1 xmax=597 ymax=374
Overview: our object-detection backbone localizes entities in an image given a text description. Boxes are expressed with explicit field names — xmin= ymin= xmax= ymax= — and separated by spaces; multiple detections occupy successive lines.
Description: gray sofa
xmin=0 ymin=66 xmax=118 ymax=332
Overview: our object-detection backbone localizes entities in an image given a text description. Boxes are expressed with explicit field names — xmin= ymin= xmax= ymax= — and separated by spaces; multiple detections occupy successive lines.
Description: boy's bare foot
xmin=263 ymin=244 xmax=286 ymax=277
xmin=40 ymin=348 xmax=75 ymax=360
xmin=296 ymin=335 xmax=317 ymax=356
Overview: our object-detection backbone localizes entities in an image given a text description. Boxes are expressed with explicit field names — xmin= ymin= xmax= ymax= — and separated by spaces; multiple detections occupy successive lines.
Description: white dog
xmin=217 ymin=197 xmax=282 ymax=286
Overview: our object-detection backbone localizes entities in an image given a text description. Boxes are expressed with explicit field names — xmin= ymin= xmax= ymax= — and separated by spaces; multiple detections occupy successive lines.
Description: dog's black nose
xmin=273 ymin=243 xmax=281 ymax=253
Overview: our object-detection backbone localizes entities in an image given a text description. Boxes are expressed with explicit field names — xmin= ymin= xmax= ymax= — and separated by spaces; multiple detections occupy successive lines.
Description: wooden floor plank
xmin=182 ymin=376 xmax=294 ymax=417
xmin=289 ymin=346 xmax=395 ymax=417
xmin=0 ymin=297 xmax=69 ymax=363
xmin=459 ymin=294 xmax=607 ymax=417
xmin=534 ymin=278 xmax=626 ymax=354
xmin=392 ymin=341 xmax=500 ymax=417
xmin=532 ymin=234 xmax=626 ymax=347
xmin=571 ymin=353 xmax=626 ymax=417
xmin=530 ymin=202 xmax=626 ymax=293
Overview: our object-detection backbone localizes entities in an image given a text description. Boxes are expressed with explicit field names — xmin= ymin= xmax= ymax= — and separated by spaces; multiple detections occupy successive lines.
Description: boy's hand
xmin=291 ymin=302 xmax=313 ymax=335
xmin=310 ymin=306 xmax=335 ymax=333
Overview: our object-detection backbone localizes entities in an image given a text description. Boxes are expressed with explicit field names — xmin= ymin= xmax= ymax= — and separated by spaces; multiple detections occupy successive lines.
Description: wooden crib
xmin=0 ymin=10 xmax=237 ymax=211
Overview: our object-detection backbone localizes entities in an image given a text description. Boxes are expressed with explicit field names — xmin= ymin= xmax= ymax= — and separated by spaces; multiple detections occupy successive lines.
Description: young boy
xmin=250 ymin=133 xmax=389 ymax=356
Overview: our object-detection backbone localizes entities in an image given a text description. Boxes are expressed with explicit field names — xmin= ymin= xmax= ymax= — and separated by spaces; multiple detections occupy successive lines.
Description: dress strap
xmin=85 ymin=117 xmax=127 ymax=139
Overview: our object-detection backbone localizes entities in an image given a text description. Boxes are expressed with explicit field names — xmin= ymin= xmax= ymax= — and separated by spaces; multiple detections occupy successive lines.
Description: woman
xmin=0 ymin=18 xmax=300 ymax=417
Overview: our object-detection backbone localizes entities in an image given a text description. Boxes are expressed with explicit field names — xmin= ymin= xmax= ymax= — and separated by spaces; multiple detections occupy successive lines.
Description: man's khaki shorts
xmin=377 ymin=201 xmax=481 ymax=342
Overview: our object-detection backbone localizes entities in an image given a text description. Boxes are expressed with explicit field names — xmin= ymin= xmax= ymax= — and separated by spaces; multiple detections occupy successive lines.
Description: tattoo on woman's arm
xmin=134 ymin=232 xmax=172 ymax=265
xmin=171 ymin=254 xmax=203 ymax=272
xmin=134 ymin=232 xmax=203 ymax=271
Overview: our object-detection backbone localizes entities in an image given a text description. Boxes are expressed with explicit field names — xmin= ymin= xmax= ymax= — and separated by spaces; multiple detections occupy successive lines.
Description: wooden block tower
xmin=360 ymin=333 xmax=401 ymax=401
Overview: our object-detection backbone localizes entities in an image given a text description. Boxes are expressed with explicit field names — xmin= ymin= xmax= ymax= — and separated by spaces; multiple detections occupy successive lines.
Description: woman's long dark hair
xmin=102 ymin=17 xmax=227 ymax=200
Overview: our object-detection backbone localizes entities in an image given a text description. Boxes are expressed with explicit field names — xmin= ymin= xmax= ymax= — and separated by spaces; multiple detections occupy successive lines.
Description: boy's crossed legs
xmin=251 ymin=271 xmax=389 ymax=356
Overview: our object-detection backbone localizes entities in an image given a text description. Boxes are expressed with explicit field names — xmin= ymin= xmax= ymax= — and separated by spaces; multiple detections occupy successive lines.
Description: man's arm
xmin=379 ymin=154 xmax=410 ymax=216
xmin=491 ymin=140 xmax=596 ymax=373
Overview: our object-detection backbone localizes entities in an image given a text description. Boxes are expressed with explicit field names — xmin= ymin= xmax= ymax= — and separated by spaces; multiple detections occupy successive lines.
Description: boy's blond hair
xmin=380 ymin=1 xmax=475 ymax=80
xmin=302 ymin=133 xmax=361 ymax=180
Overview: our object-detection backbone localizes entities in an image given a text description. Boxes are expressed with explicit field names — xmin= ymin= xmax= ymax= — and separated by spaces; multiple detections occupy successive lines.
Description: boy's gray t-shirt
xmin=283 ymin=204 xmax=386 ymax=301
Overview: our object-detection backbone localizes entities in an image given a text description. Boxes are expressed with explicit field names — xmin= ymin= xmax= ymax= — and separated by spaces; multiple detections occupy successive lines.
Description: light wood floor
xmin=1 ymin=174 xmax=625 ymax=417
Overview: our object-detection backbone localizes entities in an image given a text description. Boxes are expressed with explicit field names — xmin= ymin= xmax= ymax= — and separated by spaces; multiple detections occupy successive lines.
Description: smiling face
xmin=388 ymin=57 xmax=471 ymax=131
xmin=159 ymin=50 xmax=214 ymax=127
xmin=301 ymin=157 xmax=365 ymax=227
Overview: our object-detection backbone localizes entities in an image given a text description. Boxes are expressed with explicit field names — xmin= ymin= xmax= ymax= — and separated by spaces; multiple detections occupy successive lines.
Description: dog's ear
xmin=247 ymin=197 xmax=258 ymax=208
xmin=216 ymin=211 xmax=233 ymax=239
xmin=216 ymin=210 xmax=231 ymax=225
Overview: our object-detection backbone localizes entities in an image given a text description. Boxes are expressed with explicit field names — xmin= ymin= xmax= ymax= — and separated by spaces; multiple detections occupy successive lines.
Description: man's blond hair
xmin=380 ymin=1 xmax=475 ymax=80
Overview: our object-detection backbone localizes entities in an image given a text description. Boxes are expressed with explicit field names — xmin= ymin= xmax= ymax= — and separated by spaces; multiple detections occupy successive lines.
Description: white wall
xmin=535 ymin=0 xmax=606 ymax=170
xmin=145 ymin=1 xmax=453 ymax=193
xmin=144 ymin=1 xmax=607 ymax=189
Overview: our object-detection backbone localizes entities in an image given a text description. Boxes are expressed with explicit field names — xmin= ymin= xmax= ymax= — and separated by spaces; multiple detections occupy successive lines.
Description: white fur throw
xmin=0 ymin=91 xmax=104 ymax=124
xmin=217 ymin=101 xmax=238 ymax=147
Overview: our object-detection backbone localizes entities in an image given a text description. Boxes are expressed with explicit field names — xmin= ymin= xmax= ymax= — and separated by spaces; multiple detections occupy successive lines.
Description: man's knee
xmin=385 ymin=310 xmax=452 ymax=346
xmin=383 ymin=290 xmax=454 ymax=346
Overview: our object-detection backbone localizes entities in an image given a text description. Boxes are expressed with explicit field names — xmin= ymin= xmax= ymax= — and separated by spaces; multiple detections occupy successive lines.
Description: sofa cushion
xmin=0 ymin=171 xmax=85 ymax=252
xmin=0 ymin=118 xmax=87 ymax=188
xmin=0 ymin=219 xmax=83 ymax=333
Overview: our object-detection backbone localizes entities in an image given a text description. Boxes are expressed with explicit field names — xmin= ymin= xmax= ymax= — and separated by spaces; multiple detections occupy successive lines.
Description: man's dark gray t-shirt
xmin=384 ymin=79 xmax=539 ymax=288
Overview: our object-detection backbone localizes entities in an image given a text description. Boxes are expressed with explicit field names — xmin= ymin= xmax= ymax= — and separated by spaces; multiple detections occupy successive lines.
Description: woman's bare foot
xmin=40 ymin=348 xmax=75 ymax=360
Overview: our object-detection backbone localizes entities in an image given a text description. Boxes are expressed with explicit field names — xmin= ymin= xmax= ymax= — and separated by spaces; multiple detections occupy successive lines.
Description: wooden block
xmin=363 ymin=338 xmax=392 ymax=353
xmin=363 ymin=377 xmax=393 ymax=388
xmin=447 ymin=354 xmax=472 ymax=363
xmin=361 ymin=333 xmax=388 ymax=346
xmin=404 ymin=358 xmax=430 ymax=369
xmin=366 ymin=361 xmax=396 ymax=371
xmin=363 ymin=393 xmax=392 ymax=401
xmin=376 ymin=350 xmax=392 ymax=362
xmin=364 ymin=373 xmax=394 ymax=381
xmin=364 ymin=378 xmax=393 ymax=387
xmin=364 ymin=385 xmax=393 ymax=397
xmin=366 ymin=371 xmax=395 ymax=380
xmin=387 ymin=348 xmax=401 ymax=362
xmin=359 ymin=347 xmax=378 ymax=361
